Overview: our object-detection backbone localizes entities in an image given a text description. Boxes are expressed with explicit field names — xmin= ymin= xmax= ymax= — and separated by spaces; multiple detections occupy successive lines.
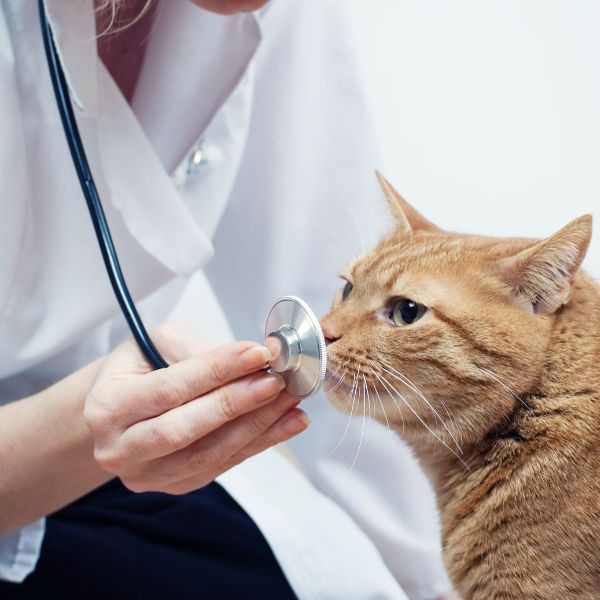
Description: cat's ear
xmin=493 ymin=215 xmax=592 ymax=314
xmin=375 ymin=171 xmax=441 ymax=233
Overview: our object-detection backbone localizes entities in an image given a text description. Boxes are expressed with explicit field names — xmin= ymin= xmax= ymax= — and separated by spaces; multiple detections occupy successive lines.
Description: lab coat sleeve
xmin=0 ymin=521 xmax=45 ymax=583
xmin=206 ymin=0 xmax=453 ymax=598
xmin=0 ymin=6 xmax=45 ymax=584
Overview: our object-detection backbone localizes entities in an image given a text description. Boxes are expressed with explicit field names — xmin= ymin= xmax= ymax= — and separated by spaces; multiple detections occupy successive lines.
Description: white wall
xmin=346 ymin=0 xmax=599 ymax=278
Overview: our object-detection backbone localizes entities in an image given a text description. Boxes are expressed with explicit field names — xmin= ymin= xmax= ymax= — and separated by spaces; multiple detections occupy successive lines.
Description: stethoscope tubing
xmin=38 ymin=0 xmax=168 ymax=370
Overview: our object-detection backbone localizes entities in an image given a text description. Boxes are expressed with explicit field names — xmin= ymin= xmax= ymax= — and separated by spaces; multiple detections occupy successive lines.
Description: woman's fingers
xmin=135 ymin=341 xmax=271 ymax=417
xmin=148 ymin=341 xmax=272 ymax=399
xmin=89 ymin=341 xmax=273 ymax=429
xmin=112 ymin=371 xmax=287 ymax=463
xmin=151 ymin=407 xmax=310 ymax=495
xmin=130 ymin=391 xmax=301 ymax=487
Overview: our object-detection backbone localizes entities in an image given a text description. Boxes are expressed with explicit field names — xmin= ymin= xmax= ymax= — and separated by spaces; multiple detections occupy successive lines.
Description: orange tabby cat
xmin=322 ymin=173 xmax=599 ymax=600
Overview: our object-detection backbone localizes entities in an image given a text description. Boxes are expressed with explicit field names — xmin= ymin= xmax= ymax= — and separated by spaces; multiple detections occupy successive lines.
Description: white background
xmin=346 ymin=0 xmax=599 ymax=278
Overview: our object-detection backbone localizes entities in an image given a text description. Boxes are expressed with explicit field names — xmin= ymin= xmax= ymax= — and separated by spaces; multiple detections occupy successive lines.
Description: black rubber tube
xmin=38 ymin=0 xmax=168 ymax=369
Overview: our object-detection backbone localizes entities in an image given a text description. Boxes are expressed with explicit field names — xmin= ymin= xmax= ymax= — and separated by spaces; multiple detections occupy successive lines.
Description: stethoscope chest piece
xmin=265 ymin=296 xmax=327 ymax=399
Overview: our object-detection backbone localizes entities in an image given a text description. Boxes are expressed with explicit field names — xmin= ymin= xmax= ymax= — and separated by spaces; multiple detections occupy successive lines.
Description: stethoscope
xmin=38 ymin=0 xmax=326 ymax=399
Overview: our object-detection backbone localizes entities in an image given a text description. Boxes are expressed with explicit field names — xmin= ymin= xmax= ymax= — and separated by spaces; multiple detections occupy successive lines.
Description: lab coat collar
xmin=41 ymin=0 xmax=261 ymax=277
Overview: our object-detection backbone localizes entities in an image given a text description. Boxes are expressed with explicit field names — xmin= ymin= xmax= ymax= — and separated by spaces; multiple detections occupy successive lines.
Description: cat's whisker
xmin=381 ymin=362 xmax=446 ymax=417
xmin=384 ymin=361 xmax=455 ymax=421
xmin=328 ymin=375 xmax=346 ymax=394
xmin=327 ymin=370 xmax=359 ymax=458
xmin=381 ymin=363 xmax=462 ymax=453
xmin=376 ymin=371 xmax=469 ymax=470
xmin=437 ymin=398 xmax=455 ymax=424
xmin=316 ymin=224 xmax=357 ymax=262
xmin=372 ymin=370 xmax=409 ymax=435
xmin=323 ymin=367 xmax=337 ymax=382
xmin=368 ymin=367 xmax=395 ymax=435
xmin=323 ymin=372 xmax=335 ymax=385
xmin=477 ymin=366 xmax=530 ymax=409
xmin=389 ymin=365 xmax=456 ymax=424
xmin=349 ymin=373 xmax=368 ymax=471
xmin=324 ymin=368 xmax=347 ymax=393
xmin=363 ymin=373 xmax=374 ymax=444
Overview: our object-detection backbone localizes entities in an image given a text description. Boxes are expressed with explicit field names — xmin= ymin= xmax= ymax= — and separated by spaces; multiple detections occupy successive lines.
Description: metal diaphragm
xmin=264 ymin=296 xmax=327 ymax=399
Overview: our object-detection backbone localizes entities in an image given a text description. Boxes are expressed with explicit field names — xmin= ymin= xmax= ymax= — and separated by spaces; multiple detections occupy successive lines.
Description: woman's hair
xmin=96 ymin=0 xmax=154 ymax=33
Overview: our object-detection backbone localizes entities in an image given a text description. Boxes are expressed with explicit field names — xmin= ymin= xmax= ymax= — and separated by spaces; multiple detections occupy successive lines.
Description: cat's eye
xmin=342 ymin=281 xmax=353 ymax=301
xmin=390 ymin=299 xmax=427 ymax=326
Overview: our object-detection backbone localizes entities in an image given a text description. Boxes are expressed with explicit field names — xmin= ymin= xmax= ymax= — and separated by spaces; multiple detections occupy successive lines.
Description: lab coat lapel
xmin=95 ymin=59 xmax=215 ymax=277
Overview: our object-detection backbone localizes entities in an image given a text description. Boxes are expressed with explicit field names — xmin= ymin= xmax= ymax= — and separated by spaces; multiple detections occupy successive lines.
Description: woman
xmin=0 ymin=0 xmax=452 ymax=597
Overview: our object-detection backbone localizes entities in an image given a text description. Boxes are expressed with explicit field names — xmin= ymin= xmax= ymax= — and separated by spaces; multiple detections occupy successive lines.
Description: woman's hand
xmin=83 ymin=322 xmax=309 ymax=494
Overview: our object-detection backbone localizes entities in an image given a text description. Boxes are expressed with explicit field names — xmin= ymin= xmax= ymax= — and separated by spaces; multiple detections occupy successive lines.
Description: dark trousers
xmin=0 ymin=479 xmax=296 ymax=599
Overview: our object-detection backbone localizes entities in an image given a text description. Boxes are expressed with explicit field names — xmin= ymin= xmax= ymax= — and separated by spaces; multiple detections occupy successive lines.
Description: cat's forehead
xmin=351 ymin=234 xmax=472 ymax=276
xmin=347 ymin=232 xmax=535 ymax=284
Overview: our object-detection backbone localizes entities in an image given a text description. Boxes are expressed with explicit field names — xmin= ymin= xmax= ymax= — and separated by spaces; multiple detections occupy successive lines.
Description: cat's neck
xmin=415 ymin=271 xmax=600 ymax=499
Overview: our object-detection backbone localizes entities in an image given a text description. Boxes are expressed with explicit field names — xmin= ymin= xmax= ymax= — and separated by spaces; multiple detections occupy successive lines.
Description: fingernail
xmin=240 ymin=345 xmax=271 ymax=369
xmin=250 ymin=374 xmax=285 ymax=398
xmin=280 ymin=409 xmax=311 ymax=434
xmin=273 ymin=373 xmax=286 ymax=390
xmin=265 ymin=335 xmax=282 ymax=361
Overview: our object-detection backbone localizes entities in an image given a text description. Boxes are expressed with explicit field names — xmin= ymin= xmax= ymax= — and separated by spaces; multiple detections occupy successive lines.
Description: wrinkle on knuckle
xmin=153 ymin=370 xmax=191 ymax=410
xmin=246 ymin=411 xmax=269 ymax=437
xmin=122 ymin=431 xmax=148 ymax=462
xmin=206 ymin=356 xmax=230 ymax=388
xmin=186 ymin=448 xmax=212 ymax=474
xmin=153 ymin=418 xmax=191 ymax=451
xmin=214 ymin=387 xmax=239 ymax=421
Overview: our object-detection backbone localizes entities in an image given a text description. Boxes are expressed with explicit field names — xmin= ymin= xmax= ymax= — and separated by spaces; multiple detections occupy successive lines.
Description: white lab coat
xmin=0 ymin=0 xmax=451 ymax=597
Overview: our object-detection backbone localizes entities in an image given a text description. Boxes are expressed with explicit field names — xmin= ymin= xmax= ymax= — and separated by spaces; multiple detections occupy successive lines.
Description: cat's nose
xmin=321 ymin=323 xmax=342 ymax=345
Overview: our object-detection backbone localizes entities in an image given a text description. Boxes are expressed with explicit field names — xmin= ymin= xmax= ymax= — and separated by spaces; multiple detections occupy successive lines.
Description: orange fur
xmin=322 ymin=174 xmax=598 ymax=599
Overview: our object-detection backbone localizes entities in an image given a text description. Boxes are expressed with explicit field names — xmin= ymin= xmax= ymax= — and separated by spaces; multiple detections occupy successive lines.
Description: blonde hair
xmin=95 ymin=0 xmax=154 ymax=34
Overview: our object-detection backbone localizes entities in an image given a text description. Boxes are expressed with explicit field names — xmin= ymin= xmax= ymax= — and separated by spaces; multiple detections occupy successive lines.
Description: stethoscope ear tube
xmin=38 ymin=0 xmax=168 ymax=369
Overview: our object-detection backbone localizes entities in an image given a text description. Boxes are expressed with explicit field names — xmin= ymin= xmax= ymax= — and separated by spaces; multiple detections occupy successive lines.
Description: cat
xmin=321 ymin=173 xmax=599 ymax=600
